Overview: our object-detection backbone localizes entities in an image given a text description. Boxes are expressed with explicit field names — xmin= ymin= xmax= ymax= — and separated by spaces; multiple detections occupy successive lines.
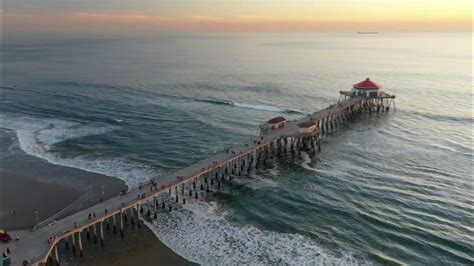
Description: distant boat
xmin=357 ymin=32 xmax=379 ymax=34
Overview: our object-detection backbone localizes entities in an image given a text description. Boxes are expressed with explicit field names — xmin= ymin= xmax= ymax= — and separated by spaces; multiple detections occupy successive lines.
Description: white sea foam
xmin=301 ymin=151 xmax=319 ymax=173
xmin=145 ymin=199 xmax=361 ymax=265
xmin=37 ymin=124 xmax=117 ymax=147
xmin=232 ymin=172 xmax=279 ymax=190
xmin=195 ymin=98 xmax=305 ymax=114
xmin=300 ymin=152 xmax=348 ymax=178
xmin=233 ymin=101 xmax=305 ymax=114
xmin=0 ymin=114 xmax=155 ymax=188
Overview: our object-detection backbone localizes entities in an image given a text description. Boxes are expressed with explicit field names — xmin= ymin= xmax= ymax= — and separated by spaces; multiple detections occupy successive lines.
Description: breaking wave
xmin=145 ymin=199 xmax=361 ymax=265
xmin=0 ymin=114 xmax=156 ymax=188
xmin=195 ymin=98 xmax=306 ymax=114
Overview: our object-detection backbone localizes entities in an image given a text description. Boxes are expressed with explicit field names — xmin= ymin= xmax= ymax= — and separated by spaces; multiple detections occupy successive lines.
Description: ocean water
xmin=1 ymin=32 xmax=472 ymax=265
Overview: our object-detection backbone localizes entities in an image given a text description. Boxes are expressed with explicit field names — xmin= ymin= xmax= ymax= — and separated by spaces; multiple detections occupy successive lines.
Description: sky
xmin=1 ymin=0 xmax=472 ymax=33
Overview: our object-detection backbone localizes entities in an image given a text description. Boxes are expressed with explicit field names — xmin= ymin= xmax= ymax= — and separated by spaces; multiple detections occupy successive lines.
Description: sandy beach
xmin=0 ymin=167 xmax=193 ymax=265
xmin=0 ymin=171 xmax=83 ymax=230
xmin=0 ymin=130 xmax=193 ymax=265
xmin=59 ymin=222 xmax=194 ymax=266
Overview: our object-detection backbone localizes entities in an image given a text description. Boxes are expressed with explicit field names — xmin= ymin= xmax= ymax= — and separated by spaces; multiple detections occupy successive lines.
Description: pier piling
xmin=10 ymin=84 xmax=395 ymax=265
xmin=78 ymin=231 xmax=83 ymax=256
xmin=100 ymin=221 xmax=105 ymax=247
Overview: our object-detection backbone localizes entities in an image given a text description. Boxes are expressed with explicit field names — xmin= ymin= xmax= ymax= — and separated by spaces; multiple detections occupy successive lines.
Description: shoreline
xmin=1 ymin=167 xmax=193 ymax=266
xmin=0 ymin=129 xmax=192 ymax=265
xmin=0 ymin=170 xmax=84 ymax=230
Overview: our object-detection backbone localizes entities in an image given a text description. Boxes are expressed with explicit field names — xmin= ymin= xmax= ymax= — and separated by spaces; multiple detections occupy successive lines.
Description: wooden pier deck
xmin=3 ymin=94 xmax=395 ymax=265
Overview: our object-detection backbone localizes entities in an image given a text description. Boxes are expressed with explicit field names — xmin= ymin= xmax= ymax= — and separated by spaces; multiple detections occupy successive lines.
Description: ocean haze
xmin=1 ymin=32 xmax=472 ymax=264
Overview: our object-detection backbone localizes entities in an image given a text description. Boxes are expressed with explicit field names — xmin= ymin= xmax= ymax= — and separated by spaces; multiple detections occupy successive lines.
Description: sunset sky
xmin=2 ymin=0 xmax=472 ymax=33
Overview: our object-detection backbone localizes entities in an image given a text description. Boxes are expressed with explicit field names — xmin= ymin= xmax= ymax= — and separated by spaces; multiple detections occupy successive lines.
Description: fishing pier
xmin=3 ymin=79 xmax=395 ymax=265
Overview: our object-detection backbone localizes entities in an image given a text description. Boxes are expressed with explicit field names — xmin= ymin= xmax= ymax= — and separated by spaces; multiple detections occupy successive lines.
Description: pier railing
xmin=6 ymin=94 xmax=395 ymax=266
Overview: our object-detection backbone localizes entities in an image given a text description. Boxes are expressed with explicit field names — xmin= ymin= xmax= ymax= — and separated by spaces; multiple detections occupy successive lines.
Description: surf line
xmin=10 ymin=78 xmax=395 ymax=265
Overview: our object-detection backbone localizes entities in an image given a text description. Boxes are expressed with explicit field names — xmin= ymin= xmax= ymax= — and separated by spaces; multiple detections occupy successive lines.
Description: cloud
xmin=2 ymin=10 xmax=471 ymax=33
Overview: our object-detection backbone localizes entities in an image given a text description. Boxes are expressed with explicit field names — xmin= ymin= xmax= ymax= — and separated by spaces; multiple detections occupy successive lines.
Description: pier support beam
xmin=137 ymin=204 xmax=141 ymax=228
xmin=120 ymin=211 xmax=124 ymax=237
xmin=100 ymin=221 xmax=105 ymax=247
xmin=78 ymin=231 xmax=83 ymax=256
xmin=175 ymin=186 xmax=179 ymax=203
xmin=93 ymin=223 xmax=98 ymax=244
xmin=113 ymin=213 xmax=117 ymax=234
xmin=71 ymin=233 xmax=76 ymax=254
xmin=54 ymin=244 xmax=60 ymax=266
xmin=162 ymin=194 xmax=166 ymax=209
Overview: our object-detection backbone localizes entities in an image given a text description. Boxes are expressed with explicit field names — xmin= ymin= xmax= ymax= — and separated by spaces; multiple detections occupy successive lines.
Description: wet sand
xmin=0 ymin=170 xmax=84 ymax=230
xmin=0 ymin=168 xmax=193 ymax=266
xmin=0 ymin=129 xmax=193 ymax=265
xmin=0 ymin=129 xmax=129 ymax=228
xmin=60 ymin=222 xmax=195 ymax=266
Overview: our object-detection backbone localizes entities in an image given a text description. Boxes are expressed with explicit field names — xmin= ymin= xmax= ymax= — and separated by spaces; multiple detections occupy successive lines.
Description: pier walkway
xmin=3 ymin=94 xmax=395 ymax=265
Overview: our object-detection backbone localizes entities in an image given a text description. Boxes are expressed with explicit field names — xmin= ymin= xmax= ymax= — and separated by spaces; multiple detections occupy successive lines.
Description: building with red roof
xmin=298 ymin=121 xmax=318 ymax=134
xmin=265 ymin=116 xmax=286 ymax=129
xmin=352 ymin=78 xmax=383 ymax=97
xmin=259 ymin=116 xmax=287 ymax=132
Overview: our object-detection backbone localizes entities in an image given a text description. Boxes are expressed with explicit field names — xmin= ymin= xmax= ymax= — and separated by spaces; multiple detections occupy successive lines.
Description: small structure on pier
xmin=298 ymin=121 xmax=317 ymax=135
xmin=352 ymin=78 xmax=382 ymax=97
xmin=7 ymin=80 xmax=397 ymax=266
xmin=261 ymin=116 xmax=287 ymax=131
xmin=340 ymin=78 xmax=395 ymax=100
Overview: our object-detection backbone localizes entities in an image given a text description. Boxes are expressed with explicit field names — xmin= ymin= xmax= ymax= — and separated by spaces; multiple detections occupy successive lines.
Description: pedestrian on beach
xmin=93 ymin=212 xmax=96 ymax=219
xmin=6 ymin=247 xmax=10 ymax=255
xmin=16 ymin=235 xmax=20 ymax=241
xmin=105 ymin=208 xmax=108 ymax=215
xmin=12 ymin=209 xmax=16 ymax=215
xmin=74 ymin=222 xmax=79 ymax=228
xmin=88 ymin=213 xmax=92 ymax=221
